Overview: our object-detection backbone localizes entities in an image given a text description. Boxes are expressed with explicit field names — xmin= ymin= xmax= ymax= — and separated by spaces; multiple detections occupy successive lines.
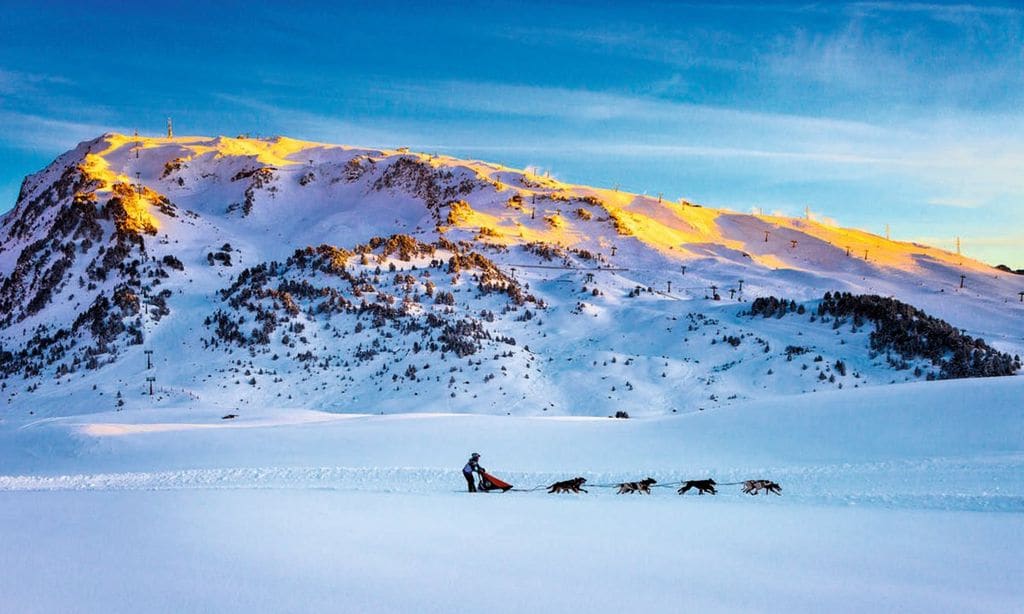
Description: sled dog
xmin=677 ymin=479 xmax=717 ymax=495
xmin=742 ymin=479 xmax=782 ymax=495
xmin=617 ymin=478 xmax=657 ymax=494
xmin=548 ymin=477 xmax=588 ymax=494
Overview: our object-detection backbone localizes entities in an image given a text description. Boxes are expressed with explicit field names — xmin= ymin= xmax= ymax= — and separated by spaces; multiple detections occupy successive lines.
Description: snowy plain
xmin=1 ymin=376 xmax=1022 ymax=613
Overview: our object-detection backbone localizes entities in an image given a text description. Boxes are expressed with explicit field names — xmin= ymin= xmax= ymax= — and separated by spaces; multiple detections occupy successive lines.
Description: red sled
xmin=478 ymin=471 xmax=513 ymax=492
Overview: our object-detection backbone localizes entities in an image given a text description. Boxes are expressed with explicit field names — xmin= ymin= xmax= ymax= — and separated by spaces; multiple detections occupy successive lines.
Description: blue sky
xmin=2 ymin=1 xmax=1021 ymax=266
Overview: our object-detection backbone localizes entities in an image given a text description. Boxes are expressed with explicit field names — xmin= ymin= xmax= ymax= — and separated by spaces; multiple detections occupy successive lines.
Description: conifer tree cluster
xmin=750 ymin=292 xmax=1021 ymax=379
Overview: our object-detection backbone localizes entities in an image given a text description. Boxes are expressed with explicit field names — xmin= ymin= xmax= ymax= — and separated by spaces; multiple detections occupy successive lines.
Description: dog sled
xmin=478 ymin=471 xmax=513 ymax=492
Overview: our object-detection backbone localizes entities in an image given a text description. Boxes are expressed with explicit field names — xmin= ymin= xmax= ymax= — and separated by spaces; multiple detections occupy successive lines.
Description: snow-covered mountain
xmin=1 ymin=132 xmax=1020 ymax=417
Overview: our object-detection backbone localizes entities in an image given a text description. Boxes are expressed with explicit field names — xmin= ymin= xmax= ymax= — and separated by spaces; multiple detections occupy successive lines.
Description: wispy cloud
xmin=0 ymin=66 xmax=110 ymax=155
xmin=766 ymin=3 xmax=1024 ymax=111
xmin=214 ymin=94 xmax=416 ymax=149
xmin=925 ymin=196 xmax=984 ymax=209
xmin=0 ymin=68 xmax=73 ymax=95
xmin=0 ymin=110 xmax=120 ymax=152
xmin=851 ymin=2 xmax=1023 ymax=18
xmin=217 ymin=79 xmax=1024 ymax=213
xmin=498 ymin=24 xmax=750 ymax=75
xmin=371 ymin=79 xmax=890 ymax=137
xmin=505 ymin=4 xmax=1023 ymax=116
xmin=215 ymin=81 xmax=908 ymax=171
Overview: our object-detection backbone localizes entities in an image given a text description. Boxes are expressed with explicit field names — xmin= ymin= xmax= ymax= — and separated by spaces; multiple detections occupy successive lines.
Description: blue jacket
xmin=463 ymin=459 xmax=483 ymax=475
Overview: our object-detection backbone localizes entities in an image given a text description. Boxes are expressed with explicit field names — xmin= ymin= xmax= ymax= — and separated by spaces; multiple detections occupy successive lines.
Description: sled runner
xmin=478 ymin=471 xmax=513 ymax=492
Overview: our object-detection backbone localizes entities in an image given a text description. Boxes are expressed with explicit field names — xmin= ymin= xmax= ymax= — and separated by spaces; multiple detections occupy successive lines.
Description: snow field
xmin=1 ymin=489 xmax=1020 ymax=614
xmin=3 ymin=377 xmax=1023 ymax=512
xmin=0 ymin=309 xmax=1021 ymax=612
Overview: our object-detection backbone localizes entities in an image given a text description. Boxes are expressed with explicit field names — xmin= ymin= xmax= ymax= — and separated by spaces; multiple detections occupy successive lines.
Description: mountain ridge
xmin=1 ymin=132 xmax=1020 ymax=417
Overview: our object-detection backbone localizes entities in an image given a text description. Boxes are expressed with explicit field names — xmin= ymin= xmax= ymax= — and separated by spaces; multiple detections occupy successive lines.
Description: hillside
xmin=0 ymin=133 xmax=1020 ymax=417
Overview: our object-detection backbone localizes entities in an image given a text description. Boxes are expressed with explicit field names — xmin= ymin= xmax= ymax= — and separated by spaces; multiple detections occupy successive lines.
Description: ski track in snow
xmin=3 ymin=458 xmax=1022 ymax=513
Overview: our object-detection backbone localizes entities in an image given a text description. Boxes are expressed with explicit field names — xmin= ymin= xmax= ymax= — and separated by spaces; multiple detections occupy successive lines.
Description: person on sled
xmin=463 ymin=452 xmax=484 ymax=492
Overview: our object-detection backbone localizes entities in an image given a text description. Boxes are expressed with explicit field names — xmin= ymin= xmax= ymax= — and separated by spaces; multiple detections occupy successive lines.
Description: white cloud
xmin=0 ymin=111 xmax=120 ymax=153
xmin=213 ymin=80 xmax=1024 ymax=219
xmin=925 ymin=196 xmax=984 ymax=209
xmin=0 ymin=68 xmax=74 ymax=95
xmin=765 ymin=4 xmax=1024 ymax=107
xmin=851 ymin=2 xmax=1023 ymax=18
xmin=373 ymin=80 xmax=887 ymax=136
xmin=360 ymin=79 xmax=1024 ymax=198
xmin=213 ymin=94 xmax=414 ymax=149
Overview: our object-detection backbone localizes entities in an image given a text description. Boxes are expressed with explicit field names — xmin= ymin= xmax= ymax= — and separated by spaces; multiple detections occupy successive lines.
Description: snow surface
xmin=1 ymin=376 xmax=1022 ymax=612
xmin=3 ymin=490 xmax=1019 ymax=614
